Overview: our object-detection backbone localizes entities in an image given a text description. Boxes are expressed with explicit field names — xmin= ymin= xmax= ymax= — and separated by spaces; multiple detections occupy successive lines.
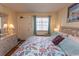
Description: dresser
xmin=0 ymin=33 xmax=18 ymax=56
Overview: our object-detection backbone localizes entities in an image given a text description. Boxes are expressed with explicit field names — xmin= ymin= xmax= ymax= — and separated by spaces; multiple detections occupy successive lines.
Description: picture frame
xmin=67 ymin=3 xmax=79 ymax=22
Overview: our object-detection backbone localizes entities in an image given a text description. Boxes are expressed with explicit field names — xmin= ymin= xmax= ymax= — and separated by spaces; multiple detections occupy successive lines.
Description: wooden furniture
xmin=0 ymin=33 xmax=18 ymax=56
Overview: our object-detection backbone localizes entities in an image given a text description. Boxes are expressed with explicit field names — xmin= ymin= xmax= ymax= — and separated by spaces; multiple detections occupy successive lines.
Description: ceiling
xmin=2 ymin=3 xmax=72 ymax=13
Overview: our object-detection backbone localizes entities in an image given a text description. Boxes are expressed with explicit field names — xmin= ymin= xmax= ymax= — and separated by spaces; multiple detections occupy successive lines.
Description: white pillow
xmin=68 ymin=35 xmax=79 ymax=43
xmin=59 ymin=32 xmax=68 ymax=38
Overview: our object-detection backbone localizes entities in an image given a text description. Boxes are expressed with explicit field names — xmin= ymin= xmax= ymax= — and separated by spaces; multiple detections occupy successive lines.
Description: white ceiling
xmin=2 ymin=3 xmax=72 ymax=13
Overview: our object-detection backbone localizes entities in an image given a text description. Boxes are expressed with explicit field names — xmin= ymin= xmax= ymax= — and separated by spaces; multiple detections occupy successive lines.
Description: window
xmin=33 ymin=16 xmax=50 ymax=35
xmin=36 ymin=17 xmax=49 ymax=31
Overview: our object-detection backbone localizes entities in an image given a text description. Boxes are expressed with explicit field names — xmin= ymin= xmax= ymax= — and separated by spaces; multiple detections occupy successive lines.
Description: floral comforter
xmin=12 ymin=36 xmax=65 ymax=56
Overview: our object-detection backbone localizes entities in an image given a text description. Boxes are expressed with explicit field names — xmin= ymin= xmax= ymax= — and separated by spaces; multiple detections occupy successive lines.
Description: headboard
xmin=61 ymin=26 xmax=79 ymax=37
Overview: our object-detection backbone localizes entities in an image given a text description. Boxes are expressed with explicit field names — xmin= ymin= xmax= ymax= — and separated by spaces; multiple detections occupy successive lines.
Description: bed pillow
xmin=68 ymin=35 xmax=79 ymax=43
xmin=51 ymin=32 xmax=60 ymax=36
xmin=57 ymin=32 xmax=69 ymax=38
xmin=52 ymin=35 xmax=64 ymax=45
xmin=51 ymin=32 xmax=68 ymax=38
xmin=50 ymin=32 xmax=60 ymax=41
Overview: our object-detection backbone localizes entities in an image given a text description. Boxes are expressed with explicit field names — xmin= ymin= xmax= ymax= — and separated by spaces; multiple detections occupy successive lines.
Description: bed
xmin=59 ymin=26 xmax=79 ymax=56
xmin=12 ymin=36 xmax=66 ymax=56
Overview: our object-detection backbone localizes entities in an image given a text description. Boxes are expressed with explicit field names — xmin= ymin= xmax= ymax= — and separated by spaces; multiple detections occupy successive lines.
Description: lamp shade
xmin=54 ymin=28 xmax=59 ymax=32
xmin=9 ymin=24 xmax=15 ymax=29
xmin=3 ymin=24 xmax=8 ymax=29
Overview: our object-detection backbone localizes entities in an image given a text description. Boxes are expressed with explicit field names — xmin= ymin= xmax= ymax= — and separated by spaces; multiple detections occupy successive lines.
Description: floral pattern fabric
xmin=12 ymin=36 xmax=65 ymax=56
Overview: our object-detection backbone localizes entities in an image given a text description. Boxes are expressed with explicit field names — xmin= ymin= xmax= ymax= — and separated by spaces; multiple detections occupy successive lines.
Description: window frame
xmin=33 ymin=16 xmax=51 ymax=35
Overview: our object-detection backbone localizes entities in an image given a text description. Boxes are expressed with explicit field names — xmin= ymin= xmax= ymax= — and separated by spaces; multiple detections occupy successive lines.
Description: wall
xmin=57 ymin=5 xmax=79 ymax=29
xmin=16 ymin=13 xmax=56 ymax=40
xmin=0 ymin=4 xmax=17 ymax=34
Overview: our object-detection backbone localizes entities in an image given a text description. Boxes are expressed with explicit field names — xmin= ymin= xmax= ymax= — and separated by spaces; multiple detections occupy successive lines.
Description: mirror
xmin=0 ymin=13 xmax=8 ymax=36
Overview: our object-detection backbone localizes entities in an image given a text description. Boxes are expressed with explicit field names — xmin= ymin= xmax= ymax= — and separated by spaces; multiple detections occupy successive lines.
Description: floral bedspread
xmin=12 ymin=36 xmax=65 ymax=56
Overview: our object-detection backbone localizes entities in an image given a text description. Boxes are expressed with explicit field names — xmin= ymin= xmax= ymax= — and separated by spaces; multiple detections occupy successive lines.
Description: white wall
xmin=57 ymin=6 xmax=79 ymax=28
xmin=0 ymin=4 xmax=17 ymax=34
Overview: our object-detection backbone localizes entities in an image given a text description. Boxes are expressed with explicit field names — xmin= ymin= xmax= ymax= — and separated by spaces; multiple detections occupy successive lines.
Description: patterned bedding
xmin=12 ymin=36 xmax=66 ymax=56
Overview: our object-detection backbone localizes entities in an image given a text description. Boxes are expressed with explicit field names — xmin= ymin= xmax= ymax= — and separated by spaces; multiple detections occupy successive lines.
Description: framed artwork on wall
xmin=67 ymin=3 xmax=79 ymax=22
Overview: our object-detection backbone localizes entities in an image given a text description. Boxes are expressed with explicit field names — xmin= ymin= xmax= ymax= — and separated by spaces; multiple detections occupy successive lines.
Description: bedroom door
xmin=17 ymin=16 xmax=33 ymax=40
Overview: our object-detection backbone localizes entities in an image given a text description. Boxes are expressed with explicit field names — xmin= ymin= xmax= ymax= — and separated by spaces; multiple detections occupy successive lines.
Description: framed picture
xmin=67 ymin=3 xmax=79 ymax=22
